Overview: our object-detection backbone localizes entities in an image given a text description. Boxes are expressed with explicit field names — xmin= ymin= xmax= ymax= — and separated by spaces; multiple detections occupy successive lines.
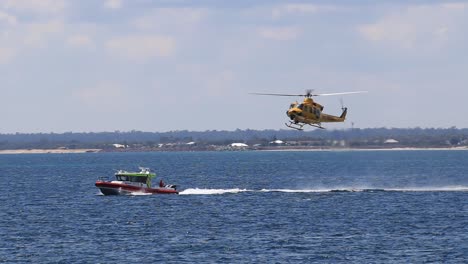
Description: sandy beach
xmin=0 ymin=149 xmax=101 ymax=154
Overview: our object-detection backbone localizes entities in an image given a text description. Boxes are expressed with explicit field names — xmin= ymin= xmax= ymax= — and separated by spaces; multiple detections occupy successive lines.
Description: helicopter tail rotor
xmin=338 ymin=98 xmax=348 ymax=119
xmin=340 ymin=107 xmax=348 ymax=119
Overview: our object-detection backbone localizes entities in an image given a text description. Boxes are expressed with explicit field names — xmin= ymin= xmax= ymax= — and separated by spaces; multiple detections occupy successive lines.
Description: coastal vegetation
xmin=0 ymin=127 xmax=467 ymax=151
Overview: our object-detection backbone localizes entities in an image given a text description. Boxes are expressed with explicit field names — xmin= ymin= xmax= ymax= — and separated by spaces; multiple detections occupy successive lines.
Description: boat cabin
xmin=114 ymin=168 xmax=155 ymax=188
xmin=115 ymin=174 xmax=149 ymax=183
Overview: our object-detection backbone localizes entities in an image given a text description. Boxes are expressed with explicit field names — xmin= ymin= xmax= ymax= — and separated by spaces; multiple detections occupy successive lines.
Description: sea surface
xmin=1 ymin=150 xmax=467 ymax=263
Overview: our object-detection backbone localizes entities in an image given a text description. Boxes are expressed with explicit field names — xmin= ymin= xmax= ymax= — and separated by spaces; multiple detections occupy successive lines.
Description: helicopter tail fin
xmin=340 ymin=107 xmax=348 ymax=120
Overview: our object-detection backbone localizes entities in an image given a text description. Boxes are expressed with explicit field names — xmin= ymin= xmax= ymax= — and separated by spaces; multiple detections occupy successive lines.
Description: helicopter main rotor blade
xmin=249 ymin=92 xmax=305 ymax=97
xmin=312 ymin=91 xmax=368 ymax=96
xmin=250 ymin=91 xmax=368 ymax=97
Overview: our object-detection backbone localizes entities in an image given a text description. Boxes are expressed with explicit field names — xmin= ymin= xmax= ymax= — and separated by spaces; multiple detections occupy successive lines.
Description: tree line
xmin=0 ymin=127 xmax=467 ymax=150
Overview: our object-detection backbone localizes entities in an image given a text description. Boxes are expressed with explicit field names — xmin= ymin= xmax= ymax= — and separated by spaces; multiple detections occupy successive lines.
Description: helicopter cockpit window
xmin=297 ymin=104 xmax=304 ymax=110
xmin=290 ymin=103 xmax=296 ymax=109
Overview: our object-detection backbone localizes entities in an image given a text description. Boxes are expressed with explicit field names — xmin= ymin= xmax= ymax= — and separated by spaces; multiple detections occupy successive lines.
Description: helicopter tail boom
xmin=318 ymin=107 xmax=348 ymax=123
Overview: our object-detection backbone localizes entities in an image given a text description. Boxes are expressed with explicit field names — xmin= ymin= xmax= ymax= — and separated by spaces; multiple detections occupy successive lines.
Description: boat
xmin=95 ymin=167 xmax=178 ymax=195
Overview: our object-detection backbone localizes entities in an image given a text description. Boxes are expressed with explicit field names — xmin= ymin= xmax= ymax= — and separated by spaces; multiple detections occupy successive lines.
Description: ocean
xmin=1 ymin=150 xmax=467 ymax=263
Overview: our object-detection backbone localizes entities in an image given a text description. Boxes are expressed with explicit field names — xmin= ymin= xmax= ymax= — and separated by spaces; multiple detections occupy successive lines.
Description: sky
xmin=1 ymin=0 xmax=468 ymax=133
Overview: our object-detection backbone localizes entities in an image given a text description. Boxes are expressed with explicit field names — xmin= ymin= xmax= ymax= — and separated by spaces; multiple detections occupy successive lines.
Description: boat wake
xmin=179 ymin=188 xmax=251 ymax=195
xmin=178 ymin=186 xmax=468 ymax=195
xmin=129 ymin=192 xmax=153 ymax=196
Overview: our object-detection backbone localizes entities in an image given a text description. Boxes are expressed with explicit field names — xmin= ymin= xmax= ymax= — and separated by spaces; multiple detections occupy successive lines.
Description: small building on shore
xmin=384 ymin=139 xmax=399 ymax=144
xmin=229 ymin=143 xmax=249 ymax=150
xmin=269 ymin=140 xmax=285 ymax=145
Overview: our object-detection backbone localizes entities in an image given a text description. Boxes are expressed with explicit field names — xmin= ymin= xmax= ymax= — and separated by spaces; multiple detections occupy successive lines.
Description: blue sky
xmin=1 ymin=0 xmax=467 ymax=133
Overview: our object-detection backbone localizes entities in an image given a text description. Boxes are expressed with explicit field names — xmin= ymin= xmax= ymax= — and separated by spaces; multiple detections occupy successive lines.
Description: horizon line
xmin=0 ymin=126 xmax=466 ymax=135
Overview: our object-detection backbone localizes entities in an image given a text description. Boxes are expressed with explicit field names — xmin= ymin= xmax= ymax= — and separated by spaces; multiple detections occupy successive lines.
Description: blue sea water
xmin=0 ymin=150 xmax=467 ymax=263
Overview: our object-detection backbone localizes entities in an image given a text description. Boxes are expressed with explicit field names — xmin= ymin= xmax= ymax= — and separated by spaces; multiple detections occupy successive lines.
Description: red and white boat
xmin=95 ymin=167 xmax=178 ymax=195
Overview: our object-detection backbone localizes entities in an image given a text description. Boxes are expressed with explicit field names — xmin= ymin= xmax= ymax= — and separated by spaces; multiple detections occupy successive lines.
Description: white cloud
xmin=259 ymin=26 xmax=302 ymax=41
xmin=0 ymin=11 xmax=17 ymax=25
xmin=0 ymin=1 xmax=66 ymax=61
xmin=1 ymin=0 xmax=65 ymax=14
xmin=358 ymin=4 xmax=466 ymax=50
xmin=441 ymin=3 xmax=467 ymax=10
xmin=67 ymin=34 xmax=93 ymax=48
xmin=133 ymin=8 xmax=207 ymax=31
xmin=106 ymin=35 xmax=175 ymax=61
xmin=104 ymin=0 xmax=123 ymax=10
xmin=0 ymin=46 xmax=16 ymax=63
xmin=23 ymin=20 xmax=64 ymax=46
xmin=359 ymin=19 xmax=416 ymax=48
xmin=272 ymin=3 xmax=319 ymax=18
xmin=0 ymin=18 xmax=65 ymax=62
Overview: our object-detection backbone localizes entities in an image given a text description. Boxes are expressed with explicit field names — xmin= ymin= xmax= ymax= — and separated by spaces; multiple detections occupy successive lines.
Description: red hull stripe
xmin=95 ymin=181 xmax=178 ymax=194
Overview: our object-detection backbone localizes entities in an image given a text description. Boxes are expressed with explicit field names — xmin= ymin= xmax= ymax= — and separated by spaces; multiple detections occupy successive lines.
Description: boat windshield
xmin=116 ymin=175 xmax=129 ymax=181
xmin=116 ymin=175 xmax=148 ymax=183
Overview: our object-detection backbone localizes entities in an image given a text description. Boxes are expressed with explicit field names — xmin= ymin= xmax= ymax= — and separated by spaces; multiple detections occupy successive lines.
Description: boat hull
xmin=95 ymin=181 xmax=178 ymax=195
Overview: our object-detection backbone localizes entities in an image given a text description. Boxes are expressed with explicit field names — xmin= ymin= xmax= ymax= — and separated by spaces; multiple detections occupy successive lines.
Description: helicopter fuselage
xmin=249 ymin=89 xmax=365 ymax=130
xmin=286 ymin=98 xmax=347 ymax=125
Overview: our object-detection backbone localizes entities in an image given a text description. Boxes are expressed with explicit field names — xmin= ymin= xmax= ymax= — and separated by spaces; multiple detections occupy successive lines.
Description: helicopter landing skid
xmin=285 ymin=121 xmax=325 ymax=130
xmin=309 ymin=123 xmax=325 ymax=129
xmin=285 ymin=122 xmax=304 ymax=130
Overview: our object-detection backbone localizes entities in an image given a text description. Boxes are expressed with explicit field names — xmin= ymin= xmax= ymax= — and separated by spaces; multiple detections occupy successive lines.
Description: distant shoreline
xmin=0 ymin=149 xmax=101 ymax=154
xmin=0 ymin=147 xmax=467 ymax=154
xmin=258 ymin=146 xmax=468 ymax=152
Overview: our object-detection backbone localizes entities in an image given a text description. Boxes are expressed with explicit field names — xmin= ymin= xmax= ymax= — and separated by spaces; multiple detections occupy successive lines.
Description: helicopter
xmin=250 ymin=89 xmax=367 ymax=130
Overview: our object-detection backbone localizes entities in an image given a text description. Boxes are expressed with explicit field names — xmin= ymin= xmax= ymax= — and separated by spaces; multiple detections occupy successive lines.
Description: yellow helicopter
xmin=251 ymin=89 xmax=367 ymax=130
